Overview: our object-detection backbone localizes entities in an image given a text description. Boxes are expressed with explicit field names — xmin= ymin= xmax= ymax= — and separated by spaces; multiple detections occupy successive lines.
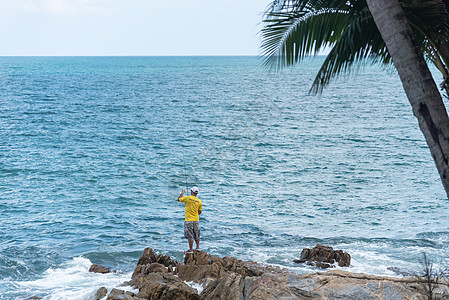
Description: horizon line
xmin=0 ymin=54 xmax=329 ymax=58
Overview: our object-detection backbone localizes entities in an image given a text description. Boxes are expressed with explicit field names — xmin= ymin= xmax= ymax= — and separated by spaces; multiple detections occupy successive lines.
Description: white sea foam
xmin=185 ymin=280 xmax=205 ymax=294
xmin=16 ymin=257 xmax=133 ymax=300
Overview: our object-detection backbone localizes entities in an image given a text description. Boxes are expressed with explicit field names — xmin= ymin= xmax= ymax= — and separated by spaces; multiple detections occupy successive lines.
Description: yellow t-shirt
xmin=179 ymin=196 xmax=202 ymax=221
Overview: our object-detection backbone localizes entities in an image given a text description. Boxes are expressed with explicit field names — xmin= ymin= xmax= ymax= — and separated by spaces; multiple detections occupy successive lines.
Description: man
xmin=177 ymin=186 xmax=202 ymax=253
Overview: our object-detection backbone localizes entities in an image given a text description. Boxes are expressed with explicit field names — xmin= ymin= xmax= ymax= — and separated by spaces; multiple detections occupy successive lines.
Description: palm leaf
xmin=261 ymin=0 xmax=449 ymax=94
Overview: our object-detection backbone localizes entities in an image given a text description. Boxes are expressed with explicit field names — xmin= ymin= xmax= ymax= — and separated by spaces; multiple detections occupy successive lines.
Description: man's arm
xmin=177 ymin=189 xmax=185 ymax=202
xmin=198 ymin=210 xmax=202 ymax=215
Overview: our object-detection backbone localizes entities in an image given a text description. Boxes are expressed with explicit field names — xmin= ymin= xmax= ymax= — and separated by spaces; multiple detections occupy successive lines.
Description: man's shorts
xmin=184 ymin=221 xmax=200 ymax=240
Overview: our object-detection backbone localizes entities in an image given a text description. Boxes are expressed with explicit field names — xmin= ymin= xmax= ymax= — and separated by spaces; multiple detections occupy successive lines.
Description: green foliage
xmin=261 ymin=0 xmax=449 ymax=94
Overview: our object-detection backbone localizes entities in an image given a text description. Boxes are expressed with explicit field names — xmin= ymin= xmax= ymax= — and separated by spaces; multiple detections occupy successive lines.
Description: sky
xmin=0 ymin=0 xmax=274 ymax=56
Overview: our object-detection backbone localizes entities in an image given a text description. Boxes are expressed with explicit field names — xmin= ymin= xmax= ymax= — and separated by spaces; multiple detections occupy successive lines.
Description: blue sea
xmin=1 ymin=56 xmax=449 ymax=299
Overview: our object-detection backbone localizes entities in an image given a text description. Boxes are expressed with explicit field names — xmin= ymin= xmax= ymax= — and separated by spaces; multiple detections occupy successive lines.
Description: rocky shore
xmin=93 ymin=247 xmax=449 ymax=300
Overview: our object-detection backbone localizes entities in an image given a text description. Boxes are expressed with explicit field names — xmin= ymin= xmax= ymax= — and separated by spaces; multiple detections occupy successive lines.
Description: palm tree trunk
xmin=366 ymin=0 xmax=449 ymax=199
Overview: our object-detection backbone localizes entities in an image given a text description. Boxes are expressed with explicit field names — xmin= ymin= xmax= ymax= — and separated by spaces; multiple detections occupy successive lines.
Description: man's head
xmin=191 ymin=186 xmax=199 ymax=196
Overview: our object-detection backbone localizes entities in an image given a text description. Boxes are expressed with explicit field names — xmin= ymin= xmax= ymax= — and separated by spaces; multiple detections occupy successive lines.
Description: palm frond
xmin=261 ymin=2 xmax=352 ymax=70
xmin=260 ymin=0 xmax=449 ymax=94
xmin=310 ymin=6 xmax=390 ymax=93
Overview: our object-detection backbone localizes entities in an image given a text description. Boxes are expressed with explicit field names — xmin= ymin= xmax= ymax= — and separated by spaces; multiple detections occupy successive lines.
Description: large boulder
xmin=89 ymin=264 xmax=111 ymax=274
xmin=294 ymin=244 xmax=351 ymax=268
xmin=94 ymin=287 xmax=108 ymax=300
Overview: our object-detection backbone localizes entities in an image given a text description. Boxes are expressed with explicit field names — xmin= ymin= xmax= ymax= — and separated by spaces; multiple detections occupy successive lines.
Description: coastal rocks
xmin=103 ymin=246 xmax=449 ymax=299
xmin=131 ymin=248 xmax=201 ymax=300
xmin=294 ymin=244 xmax=351 ymax=268
xmin=130 ymin=248 xmax=285 ymax=300
xmin=89 ymin=264 xmax=111 ymax=274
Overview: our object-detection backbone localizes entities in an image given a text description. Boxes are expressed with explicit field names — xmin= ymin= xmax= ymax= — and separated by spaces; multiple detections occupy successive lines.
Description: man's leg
xmin=195 ymin=239 xmax=200 ymax=250
xmin=185 ymin=222 xmax=194 ymax=253
xmin=193 ymin=221 xmax=200 ymax=250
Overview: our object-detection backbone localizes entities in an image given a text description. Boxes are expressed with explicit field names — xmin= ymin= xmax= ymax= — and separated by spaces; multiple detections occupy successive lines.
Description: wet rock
xmin=94 ymin=287 xmax=108 ymax=300
xmin=89 ymin=264 xmax=111 ymax=274
xmin=293 ymin=244 xmax=351 ymax=268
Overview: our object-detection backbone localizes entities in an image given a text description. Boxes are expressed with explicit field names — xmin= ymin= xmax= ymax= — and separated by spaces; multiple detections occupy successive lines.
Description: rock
xmin=294 ymin=244 xmax=351 ymax=268
xmin=134 ymin=247 xmax=178 ymax=269
xmin=94 ymin=287 xmax=108 ymax=299
xmin=106 ymin=288 xmax=136 ymax=300
xmin=89 ymin=264 xmax=111 ymax=274
xmin=132 ymin=272 xmax=201 ymax=300
xmin=201 ymin=272 xmax=245 ymax=300
xmin=288 ymin=270 xmax=429 ymax=300
xmin=131 ymin=248 xmax=203 ymax=300
xmin=176 ymin=261 xmax=222 ymax=283
xmin=125 ymin=247 xmax=449 ymax=300
xmin=148 ymin=262 xmax=168 ymax=274
xmin=136 ymin=248 xmax=159 ymax=266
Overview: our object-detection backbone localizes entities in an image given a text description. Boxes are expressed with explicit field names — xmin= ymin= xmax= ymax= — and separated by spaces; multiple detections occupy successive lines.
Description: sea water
xmin=1 ymin=56 xmax=448 ymax=299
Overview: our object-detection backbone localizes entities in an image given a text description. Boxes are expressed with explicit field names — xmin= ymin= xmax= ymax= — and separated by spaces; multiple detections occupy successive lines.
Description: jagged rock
xmin=180 ymin=250 xmax=265 ymax=280
xmin=130 ymin=248 xmax=203 ymax=299
xmin=136 ymin=248 xmax=159 ymax=266
xmin=106 ymin=288 xmax=139 ymax=300
xmin=134 ymin=248 xmax=178 ymax=269
xmin=89 ymin=264 xmax=111 ymax=274
xmin=94 ymin=287 xmax=108 ymax=300
xmin=293 ymin=244 xmax=351 ymax=268
xmin=133 ymin=272 xmax=201 ymax=300
xmin=125 ymin=247 xmax=449 ymax=300
xmin=201 ymin=272 xmax=245 ymax=300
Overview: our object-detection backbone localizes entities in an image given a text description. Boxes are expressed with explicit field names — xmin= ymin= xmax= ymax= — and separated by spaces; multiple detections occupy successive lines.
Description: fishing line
xmin=182 ymin=151 xmax=189 ymax=192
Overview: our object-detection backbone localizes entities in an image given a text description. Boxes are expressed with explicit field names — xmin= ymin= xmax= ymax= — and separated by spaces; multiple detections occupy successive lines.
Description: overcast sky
xmin=0 ymin=0 xmax=273 ymax=56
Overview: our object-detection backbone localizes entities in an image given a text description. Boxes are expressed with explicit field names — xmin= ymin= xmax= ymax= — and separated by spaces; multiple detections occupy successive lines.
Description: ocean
xmin=1 ymin=56 xmax=448 ymax=299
